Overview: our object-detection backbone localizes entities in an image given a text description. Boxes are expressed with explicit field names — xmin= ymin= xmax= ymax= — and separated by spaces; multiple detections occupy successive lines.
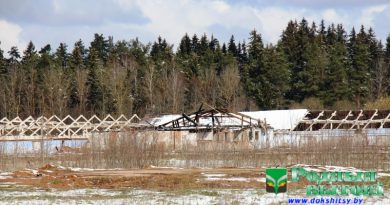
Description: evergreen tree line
xmin=1 ymin=19 xmax=390 ymax=118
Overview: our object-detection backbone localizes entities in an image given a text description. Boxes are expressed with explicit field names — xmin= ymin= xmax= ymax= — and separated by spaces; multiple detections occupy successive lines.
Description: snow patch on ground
xmin=0 ymin=172 xmax=12 ymax=179
xmin=204 ymin=177 xmax=250 ymax=182
xmin=32 ymin=169 xmax=38 ymax=175
xmin=12 ymin=189 xmax=389 ymax=205
xmin=165 ymin=158 xmax=227 ymax=168
xmin=55 ymin=165 xmax=123 ymax=172
xmin=256 ymin=177 xmax=266 ymax=182
xmin=68 ymin=167 xmax=96 ymax=172
xmin=0 ymin=182 xmax=16 ymax=185
xmin=201 ymin=173 xmax=226 ymax=177
xmin=0 ymin=176 xmax=11 ymax=180
xmin=378 ymin=172 xmax=390 ymax=177
xmin=0 ymin=189 xmax=296 ymax=205
xmin=149 ymin=165 xmax=183 ymax=169
xmin=200 ymin=172 xmax=255 ymax=182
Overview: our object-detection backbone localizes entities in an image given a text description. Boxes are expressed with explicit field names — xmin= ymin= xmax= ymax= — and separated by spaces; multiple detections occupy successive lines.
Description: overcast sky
xmin=1 ymin=0 xmax=390 ymax=54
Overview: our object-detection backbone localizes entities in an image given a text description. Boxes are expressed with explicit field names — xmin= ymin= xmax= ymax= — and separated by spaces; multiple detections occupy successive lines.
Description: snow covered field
xmin=0 ymin=188 xmax=389 ymax=205
xmin=0 ymin=164 xmax=389 ymax=204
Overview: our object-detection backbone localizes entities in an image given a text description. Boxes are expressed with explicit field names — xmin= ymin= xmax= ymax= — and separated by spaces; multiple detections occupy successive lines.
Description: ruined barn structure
xmin=291 ymin=109 xmax=390 ymax=147
xmin=142 ymin=108 xmax=269 ymax=150
xmin=144 ymin=109 xmax=390 ymax=149
xmin=1 ymin=108 xmax=390 ymax=150
xmin=243 ymin=109 xmax=390 ymax=147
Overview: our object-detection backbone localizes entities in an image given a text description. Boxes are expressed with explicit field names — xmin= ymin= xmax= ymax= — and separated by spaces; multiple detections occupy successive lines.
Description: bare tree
xmin=42 ymin=69 xmax=70 ymax=117
xmin=372 ymin=57 xmax=386 ymax=99
xmin=158 ymin=66 xmax=185 ymax=113
xmin=199 ymin=68 xmax=218 ymax=107
xmin=23 ymin=69 xmax=38 ymax=116
xmin=218 ymin=64 xmax=241 ymax=111
xmin=167 ymin=67 xmax=184 ymax=113
xmin=75 ymin=69 xmax=89 ymax=115
xmin=144 ymin=63 xmax=156 ymax=113
xmin=1 ymin=68 xmax=24 ymax=117
xmin=102 ymin=66 xmax=133 ymax=116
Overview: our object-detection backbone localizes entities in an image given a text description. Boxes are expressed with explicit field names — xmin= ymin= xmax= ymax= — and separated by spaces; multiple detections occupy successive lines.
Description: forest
xmin=1 ymin=18 xmax=390 ymax=118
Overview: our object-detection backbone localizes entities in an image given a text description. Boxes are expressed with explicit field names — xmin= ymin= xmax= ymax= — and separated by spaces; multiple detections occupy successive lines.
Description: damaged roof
xmin=154 ymin=109 xmax=266 ymax=131
xmin=240 ymin=109 xmax=308 ymax=130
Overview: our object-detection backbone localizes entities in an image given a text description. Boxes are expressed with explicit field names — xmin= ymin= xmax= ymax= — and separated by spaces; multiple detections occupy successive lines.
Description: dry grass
xmin=0 ymin=131 xmax=388 ymax=171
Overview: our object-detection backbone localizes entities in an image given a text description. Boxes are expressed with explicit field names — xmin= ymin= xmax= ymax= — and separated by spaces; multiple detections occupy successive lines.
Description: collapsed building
xmin=291 ymin=109 xmax=390 ymax=146
xmin=145 ymin=109 xmax=390 ymax=149
xmin=141 ymin=108 xmax=268 ymax=150
xmin=1 ymin=108 xmax=390 ymax=151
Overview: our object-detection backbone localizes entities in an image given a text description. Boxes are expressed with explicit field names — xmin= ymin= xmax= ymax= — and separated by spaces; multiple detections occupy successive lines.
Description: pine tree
xmin=348 ymin=26 xmax=370 ymax=107
xmin=71 ymin=40 xmax=86 ymax=70
xmin=282 ymin=19 xmax=316 ymax=102
xmin=0 ymin=42 xmax=5 ymax=76
xmin=68 ymin=40 xmax=87 ymax=111
xmin=322 ymin=25 xmax=349 ymax=106
xmin=86 ymin=48 xmax=103 ymax=114
xmin=244 ymin=29 xmax=290 ymax=109
xmin=280 ymin=20 xmax=299 ymax=102
xmin=20 ymin=41 xmax=39 ymax=116
xmin=0 ymin=42 xmax=3 ymax=60
xmin=221 ymin=43 xmax=227 ymax=54
xmin=191 ymin=34 xmax=199 ymax=54
xmin=295 ymin=18 xmax=311 ymax=100
xmin=301 ymin=20 xmax=327 ymax=100
xmin=366 ymin=28 xmax=381 ymax=99
xmin=336 ymin=24 xmax=347 ymax=43
xmin=318 ymin=20 xmax=327 ymax=44
xmin=245 ymin=29 xmax=264 ymax=108
xmin=385 ymin=35 xmax=390 ymax=95
xmin=22 ymin=41 xmax=38 ymax=66
xmin=239 ymin=40 xmax=248 ymax=65
xmin=89 ymin=33 xmax=109 ymax=64
xmin=150 ymin=36 xmax=162 ymax=61
xmin=309 ymin=22 xmax=317 ymax=41
xmin=326 ymin=24 xmax=336 ymax=46
xmin=199 ymin=34 xmax=210 ymax=55
xmin=55 ymin=43 xmax=69 ymax=69
xmin=228 ymin=35 xmax=238 ymax=56
xmin=178 ymin=33 xmax=192 ymax=56
xmin=209 ymin=35 xmax=219 ymax=51
xmin=236 ymin=40 xmax=248 ymax=80
xmin=371 ymin=41 xmax=386 ymax=98
xmin=177 ymin=34 xmax=196 ymax=77
xmin=150 ymin=36 xmax=173 ymax=64
xmin=260 ymin=45 xmax=290 ymax=108
xmin=38 ymin=44 xmax=53 ymax=70
xmin=197 ymin=34 xmax=216 ymax=74
xmin=8 ymin=46 xmax=21 ymax=65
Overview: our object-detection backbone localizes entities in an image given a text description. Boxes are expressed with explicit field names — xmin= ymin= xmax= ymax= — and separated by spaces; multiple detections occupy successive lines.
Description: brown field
xmin=1 ymin=164 xmax=389 ymax=191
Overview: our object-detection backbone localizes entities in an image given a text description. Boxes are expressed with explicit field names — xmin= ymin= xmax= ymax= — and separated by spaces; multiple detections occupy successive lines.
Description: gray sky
xmin=1 ymin=0 xmax=390 ymax=54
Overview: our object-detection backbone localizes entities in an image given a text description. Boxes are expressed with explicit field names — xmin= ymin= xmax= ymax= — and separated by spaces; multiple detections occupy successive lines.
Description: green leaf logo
xmin=266 ymin=168 xmax=287 ymax=194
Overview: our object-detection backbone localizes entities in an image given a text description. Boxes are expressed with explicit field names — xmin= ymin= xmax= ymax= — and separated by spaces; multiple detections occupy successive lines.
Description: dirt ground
xmin=1 ymin=164 xmax=389 ymax=205
xmin=0 ymin=165 xmax=270 ymax=190
xmin=1 ymin=164 xmax=389 ymax=191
